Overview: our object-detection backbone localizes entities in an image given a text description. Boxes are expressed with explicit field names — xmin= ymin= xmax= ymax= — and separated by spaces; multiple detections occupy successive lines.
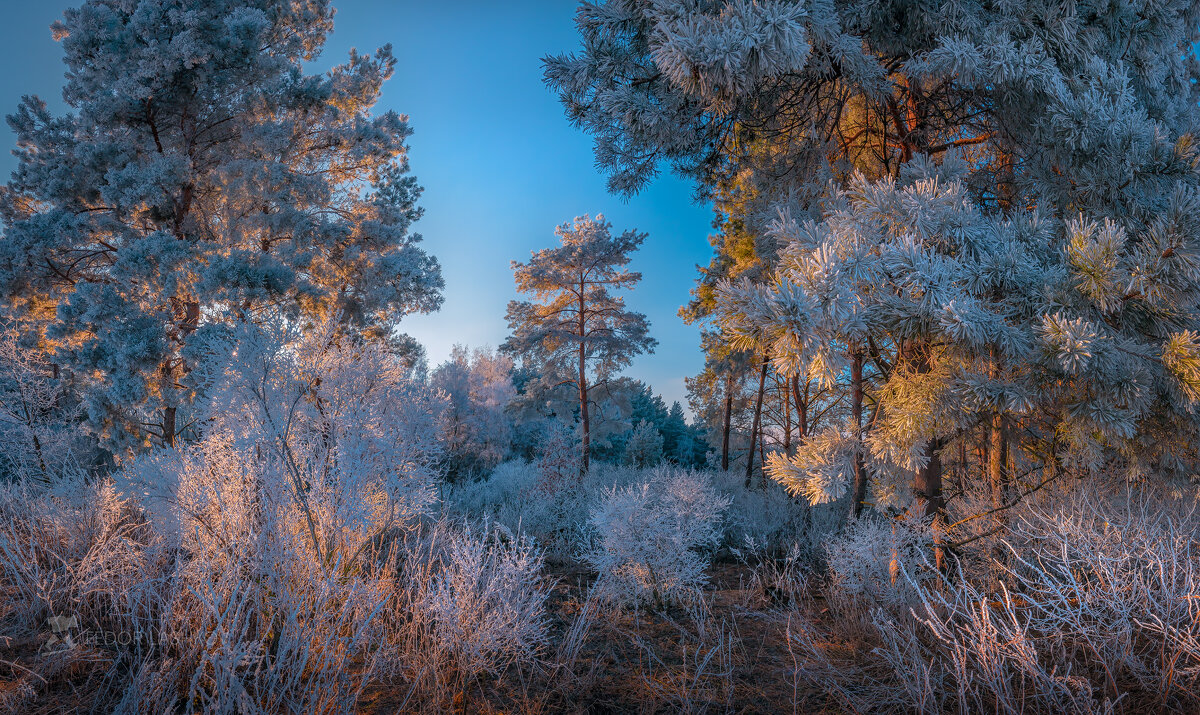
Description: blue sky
xmin=0 ymin=1 xmax=715 ymax=410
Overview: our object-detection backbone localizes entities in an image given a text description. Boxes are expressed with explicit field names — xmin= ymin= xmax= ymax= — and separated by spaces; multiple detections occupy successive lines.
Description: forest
xmin=2 ymin=0 xmax=1200 ymax=712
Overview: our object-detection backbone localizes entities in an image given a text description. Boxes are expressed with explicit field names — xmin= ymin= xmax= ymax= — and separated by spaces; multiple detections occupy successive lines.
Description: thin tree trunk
xmin=759 ymin=422 xmax=768 ymax=489
xmin=721 ymin=374 xmax=733 ymax=471
xmin=850 ymin=351 xmax=867 ymax=519
xmin=745 ymin=355 xmax=768 ymax=488
xmin=791 ymin=375 xmax=807 ymax=441
xmin=782 ymin=378 xmax=792 ymax=456
xmin=988 ymin=347 xmax=1009 ymax=510
xmin=578 ymin=285 xmax=589 ymax=476
xmin=162 ymin=406 xmax=177 ymax=448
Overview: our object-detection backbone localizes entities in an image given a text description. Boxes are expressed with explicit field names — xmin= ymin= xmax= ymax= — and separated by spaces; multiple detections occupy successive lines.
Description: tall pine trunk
xmin=849 ymin=351 xmax=867 ymax=518
xmin=160 ymin=181 xmax=198 ymax=449
xmin=914 ymin=438 xmax=946 ymax=570
xmin=578 ymin=284 xmax=589 ymax=476
xmin=744 ymin=354 xmax=768 ymax=488
xmin=721 ymin=373 xmax=733 ymax=471
xmin=989 ymin=412 xmax=1007 ymax=508
xmin=161 ymin=298 xmax=199 ymax=447
xmin=988 ymin=347 xmax=1008 ymax=510
xmin=782 ymin=378 xmax=792 ymax=456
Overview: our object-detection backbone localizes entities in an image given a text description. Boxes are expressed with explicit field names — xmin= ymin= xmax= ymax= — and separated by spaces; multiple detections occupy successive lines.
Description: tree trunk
xmin=782 ymin=379 xmax=792 ymax=456
xmin=161 ymin=298 xmax=199 ymax=448
xmin=988 ymin=346 xmax=1009 ymax=510
xmin=577 ymin=277 xmax=590 ymax=476
xmin=744 ymin=355 xmax=769 ymax=488
xmin=849 ymin=351 xmax=867 ymax=519
xmin=721 ymin=374 xmax=733 ymax=471
xmin=989 ymin=412 xmax=1008 ymax=509
xmin=914 ymin=438 xmax=946 ymax=570
xmin=578 ymin=340 xmax=589 ymax=477
xmin=162 ymin=405 xmax=177 ymax=448
xmin=791 ymin=375 xmax=808 ymax=442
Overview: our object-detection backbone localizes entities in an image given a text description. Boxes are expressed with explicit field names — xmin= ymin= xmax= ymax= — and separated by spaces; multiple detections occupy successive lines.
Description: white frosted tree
xmin=0 ymin=0 xmax=442 ymax=454
xmin=503 ymin=215 xmax=657 ymax=474
xmin=128 ymin=315 xmax=447 ymax=568
xmin=430 ymin=345 xmax=516 ymax=480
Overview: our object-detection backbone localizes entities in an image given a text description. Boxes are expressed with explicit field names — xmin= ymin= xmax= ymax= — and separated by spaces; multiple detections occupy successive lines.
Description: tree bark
xmin=791 ymin=375 xmax=807 ymax=442
xmin=744 ymin=355 xmax=769 ymax=488
xmin=914 ymin=438 xmax=947 ymax=570
xmin=721 ymin=374 xmax=733 ymax=471
xmin=989 ymin=412 xmax=1008 ymax=509
xmin=850 ymin=351 xmax=867 ymax=519
xmin=988 ymin=347 xmax=1009 ymax=510
xmin=160 ymin=298 xmax=199 ymax=447
xmin=578 ymin=284 xmax=589 ymax=476
xmin=782 ymin=378 xmax=792 ymax=456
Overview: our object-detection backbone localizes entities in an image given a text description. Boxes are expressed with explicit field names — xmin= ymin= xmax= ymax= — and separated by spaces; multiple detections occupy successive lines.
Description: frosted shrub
xmin=710 ymin=466 xmax=841 ymax=556
xmin=824 ymin=514 xmax=938 ymax=612
xmin=536 ymin=419 xmax=582 ymax=489
xmin=414 ymin=521 xmax=552 ymax=678
xmin=448 ymin=458 xmax=647 ymax=559
xmin=187 ymin=319 xmax=446 ymax=561
xmin=0 ymin=477 xmax=157 ymax=629
xmin=583 ymin=467 xmax=730 ymax=608
xmin=791 ymin=484 xmax=1200 ymax=713
xmin=430 ymin=346 xmax=516 ymax=480
xmin=0 ymin=322 xmax=85 ymax=483
xmin=0 ymin=478 xmax=171 ymax=711
xmin=102 ymin=320 xmax=449 ymax=712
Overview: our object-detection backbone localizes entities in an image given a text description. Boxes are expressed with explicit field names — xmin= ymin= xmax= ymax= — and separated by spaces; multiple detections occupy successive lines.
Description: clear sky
xmin=0 ymin=1 xmax=715 ymax=411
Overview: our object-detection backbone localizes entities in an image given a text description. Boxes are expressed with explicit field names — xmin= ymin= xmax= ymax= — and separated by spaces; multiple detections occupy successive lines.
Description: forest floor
xmin=1 ymin=561 xmax=840 ymax=714
xmin=362 ymin=560 xmax=839 ymax=714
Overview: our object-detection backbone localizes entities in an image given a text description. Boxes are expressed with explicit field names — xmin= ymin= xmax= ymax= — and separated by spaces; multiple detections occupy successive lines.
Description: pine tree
xmin=0 ymin=0 xmax=442 ymax=454
xmin=503 ymin=215 xmax=656 ymax=474
xmin=548 ymin=0 xmax=1200 ymax=535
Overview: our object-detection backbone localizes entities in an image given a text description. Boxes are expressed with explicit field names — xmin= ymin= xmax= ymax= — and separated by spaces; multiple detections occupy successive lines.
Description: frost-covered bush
xmin=110 ymin=321 xmax=447 ymax=711
xmin=0 ymin=478 xmax=169 ymax=711
xmin=0 ymin=477 xmax=157 ymax=633
xmin=824 ymin=513 xmax=938 ymax=612
xmin=405 ymin=520 xmax=552 ymax=680
xmin=535 ymin=418 xmax=583 ymax=488
xmin=710 ymin=466 xmax=841 ymax=556
xmin=0 ymin=323 xmax=88 ymax=483
xmin=177 ymin=319 xmax=446 ymax=560
xmin=0 ymin=320 xmax=560 ymax=712
xmin=583 ymin=467 xmax=731 ymax=607
xmin=449 ymin=459 xmax=645 ymax=559
xmin=790 ymin=483 xmax=1200 ymax=713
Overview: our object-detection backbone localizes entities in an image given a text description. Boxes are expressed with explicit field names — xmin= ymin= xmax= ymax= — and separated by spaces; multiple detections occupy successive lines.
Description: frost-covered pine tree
xmin=723 ymin=159 xmax=1052 ymax=520
xmin=622 ymin=420 xmax=664 ymax=468
xmin=548 ymin=0 xmax=1200 ymax=526
xmin=503 ymin=215 xmax=656 ymax=473
xmin=0 ymin=0 xmax=442 ymax=454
